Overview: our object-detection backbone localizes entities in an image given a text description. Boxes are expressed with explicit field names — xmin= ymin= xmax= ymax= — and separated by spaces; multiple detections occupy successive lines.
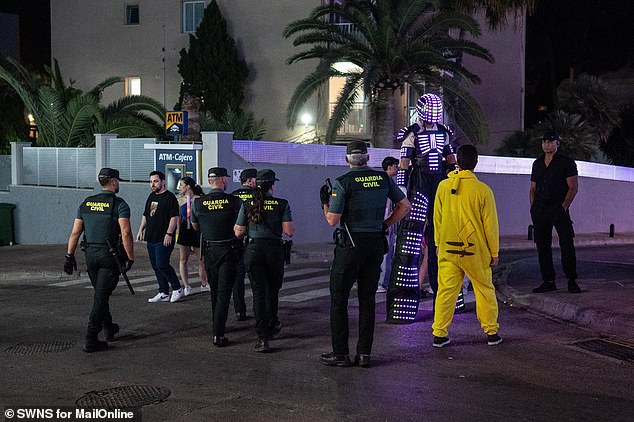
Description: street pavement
xmin=2 ymin=232 xmax=634 ymax=340
xmin=1 ymin=234 xmax=634 ymax=421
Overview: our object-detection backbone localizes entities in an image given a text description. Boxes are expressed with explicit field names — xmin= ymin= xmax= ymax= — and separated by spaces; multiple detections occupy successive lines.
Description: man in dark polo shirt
xmin=64 ymin=168 xmax=135 ymax=352
xmin=530 ymin=132 xmax=581 ymax=294
xmin=319 ymin=141 xmax=410 ymax=368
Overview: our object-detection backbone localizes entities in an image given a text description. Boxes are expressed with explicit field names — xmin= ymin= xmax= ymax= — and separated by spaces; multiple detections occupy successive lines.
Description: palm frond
xmin=286 ymin=65 xmax=340 ymax=129
xmin=326 ymin=75 xmax=363 ymax=143
xmin=64 ymin=95 xmax=102 ymax=147
xmin=35 ymin=86 xmax=68 ymax=147
xmin=102 ymin=95 xmax=166 ymax=122
xmin=88 ymin=77 xmax=124 ymax=100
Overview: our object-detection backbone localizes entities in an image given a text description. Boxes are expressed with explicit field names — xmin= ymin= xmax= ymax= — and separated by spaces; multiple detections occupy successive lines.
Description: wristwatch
xmin=166 ymin=232 xmax=174 ymax=237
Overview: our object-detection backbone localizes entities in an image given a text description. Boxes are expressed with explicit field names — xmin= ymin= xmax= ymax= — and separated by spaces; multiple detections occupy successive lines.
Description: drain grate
xmin=76 ymin=385 xmax=170 ymax=409
xmin=5 ymin=341 xmax=75 ymax=355
xmin=571 ymin=338 xmax=634 ymax=362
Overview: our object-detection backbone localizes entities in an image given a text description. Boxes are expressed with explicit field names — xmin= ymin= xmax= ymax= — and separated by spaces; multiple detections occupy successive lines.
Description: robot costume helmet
xmin=416 ymin=93 xmax=443 ymax=124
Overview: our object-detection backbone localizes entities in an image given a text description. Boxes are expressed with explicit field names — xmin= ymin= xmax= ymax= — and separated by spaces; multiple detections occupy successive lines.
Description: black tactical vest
xmin=244 ymin=196 xmax=289 ymax=240
xmin=337 ymin=169 xmax=390 ymax=232
xmin=80 ymin=192 xmax=119 ymax=244
xmin=231 ymin=186 xmax=254 ymax=203
xmin=195 ymin=192 xmax=242 ymax=241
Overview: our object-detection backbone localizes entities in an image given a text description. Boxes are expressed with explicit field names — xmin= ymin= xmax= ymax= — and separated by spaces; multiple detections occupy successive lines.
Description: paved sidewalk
xmin=2 ymin=232 xmax=634 ymax=340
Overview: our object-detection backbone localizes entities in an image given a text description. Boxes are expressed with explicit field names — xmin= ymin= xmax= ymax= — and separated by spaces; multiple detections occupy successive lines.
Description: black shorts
xmin=177 ymin=227 xmax=200 ymax=248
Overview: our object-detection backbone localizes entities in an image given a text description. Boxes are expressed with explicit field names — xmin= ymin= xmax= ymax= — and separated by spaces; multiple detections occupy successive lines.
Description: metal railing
xmin=104 ymin=138 xmax=155 ymax=182
xmin=22 ymin=147 xmax=96 ymax=188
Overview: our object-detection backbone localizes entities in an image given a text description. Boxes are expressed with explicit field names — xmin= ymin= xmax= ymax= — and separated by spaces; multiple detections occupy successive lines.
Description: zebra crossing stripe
xmin=280 ymin=287 xmax=331 ymax=303
xmin=49 ymin=277 xmax=91 ymax=287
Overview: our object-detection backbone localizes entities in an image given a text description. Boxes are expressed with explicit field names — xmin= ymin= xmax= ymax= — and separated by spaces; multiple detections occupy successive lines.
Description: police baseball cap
xmin=346 ymin=140 xmax=368 ymax=154
xmin=542 ymin=131 xmax=560 ymax=142
xmin=98 ymin=167 xmax=122 ymax=181
xmin=256 ymin=169 xmax=279 ymax=183
xmin=208 ymin=167 xmax=228 ymax=178
xmin=240 ymin=168 xmax=258 ymax=180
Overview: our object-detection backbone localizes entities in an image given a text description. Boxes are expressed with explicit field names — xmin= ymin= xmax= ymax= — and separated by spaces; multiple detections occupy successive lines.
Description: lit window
xmin=328 ymin=76 xmax=368 ymax=135
xmin=125 ymin=5 xmax=139 ymax=25
xmin=182 ymin=1 xmax=205 ymax=33
xmin=125 ymin=77 xmax=141 ymax=96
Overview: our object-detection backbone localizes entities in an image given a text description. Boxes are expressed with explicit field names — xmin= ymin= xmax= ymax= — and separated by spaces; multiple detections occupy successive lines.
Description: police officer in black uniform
xmin=319 ymin=141 xmax=410 ymax=367
xmin=191 ymin=167 xmax=243 ymax=347
xmin=64 ymin=168 xmax=135 ymax=353
xmin=230 ymin=168 xmax=258 ymax=321
xmin=234 ymin=169 xmax=295 ymax=353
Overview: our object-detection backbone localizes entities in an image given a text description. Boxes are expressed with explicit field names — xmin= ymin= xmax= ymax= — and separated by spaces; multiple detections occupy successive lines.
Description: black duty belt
xmin=84 ymin=243 xmax=109 ymax=249
xmin=350 ymin=232 xmax=383 ymax=239
xmin=204 ymin=239 xmax=234 ymax=247
xmin=248 ymin=238 xmax=282 ymax=243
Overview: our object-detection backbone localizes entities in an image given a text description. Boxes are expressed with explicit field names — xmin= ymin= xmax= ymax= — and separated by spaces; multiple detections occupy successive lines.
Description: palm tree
xmin=556 ymin=73 xmax=619 ymax=142
xmin=448 ymin=0 xmax=537 ymax=30
xmin=284 ymin=0 xmax=494 ymax=147
xmin=533 ymin=110 xmax=601 ymax=161
xmin=0 ymin=57 xmax=165 ymax=147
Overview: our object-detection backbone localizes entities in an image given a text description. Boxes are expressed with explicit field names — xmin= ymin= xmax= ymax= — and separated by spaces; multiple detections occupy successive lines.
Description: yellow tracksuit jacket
xmin=432 ymin=170 xmax=500 ymax=337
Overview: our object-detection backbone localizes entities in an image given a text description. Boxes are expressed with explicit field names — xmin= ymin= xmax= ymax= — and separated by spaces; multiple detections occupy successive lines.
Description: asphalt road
xmin=1 ymin=246 xmax=633 ymax=421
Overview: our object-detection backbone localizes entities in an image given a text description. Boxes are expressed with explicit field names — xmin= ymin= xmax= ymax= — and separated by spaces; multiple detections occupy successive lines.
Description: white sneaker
xmin=148 ymin=292 xmax=170 ymax=303
xmin=376 ymin=286 xmax=387 ymax=293
xmin=170 ymin=288 xmax=184 ymax=303
xmin=200 ymin=284 xmax=211 ymax=293
xmin=183 ymin=286 xmax=194 ymax=296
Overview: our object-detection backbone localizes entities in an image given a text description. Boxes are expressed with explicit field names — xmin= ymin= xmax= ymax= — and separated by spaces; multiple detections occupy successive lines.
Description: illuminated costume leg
xmin=386 ymin=171 xmax=439 ymax=323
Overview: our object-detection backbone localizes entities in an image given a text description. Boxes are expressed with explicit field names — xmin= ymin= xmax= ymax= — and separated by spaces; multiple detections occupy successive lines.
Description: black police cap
xmin=256 ymin=169 xmax=279 ymax=183
xmin=98 ymin=168 xmax=122 ymax=181
xmin=208 ymin=167 xmax=228 ymax=178
xmin=240 ymin=168 xmax=258 ymax=179
xmin=346 ymin=140 xmax=368 ymax=154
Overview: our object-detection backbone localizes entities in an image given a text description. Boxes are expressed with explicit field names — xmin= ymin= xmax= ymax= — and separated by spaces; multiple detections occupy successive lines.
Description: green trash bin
xmin=0 ymin=203 xmax=16 ymax=246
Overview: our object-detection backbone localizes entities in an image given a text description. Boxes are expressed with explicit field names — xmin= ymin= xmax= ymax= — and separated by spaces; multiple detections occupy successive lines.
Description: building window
xmin=125 ymin=5 xmax=139 ymax=25
xmin=125 ymin=77 xmax=141 ymax=96
xmin=328 ymin=76 xmax=369 ymax=135
xmin=182 ymin=1 xmax=205 ymax=33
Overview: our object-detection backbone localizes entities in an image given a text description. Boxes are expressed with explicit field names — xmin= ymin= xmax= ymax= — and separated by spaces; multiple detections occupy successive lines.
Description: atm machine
xmin=143 ymin=144 xmax=203 ymax=193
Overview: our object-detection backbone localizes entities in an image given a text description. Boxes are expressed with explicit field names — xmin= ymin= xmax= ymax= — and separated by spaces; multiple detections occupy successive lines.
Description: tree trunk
xmin=372 ymin=89 xmax=396 ymax=149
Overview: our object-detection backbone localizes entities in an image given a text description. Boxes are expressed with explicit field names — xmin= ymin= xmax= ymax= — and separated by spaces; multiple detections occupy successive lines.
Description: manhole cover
xmin=571 ymin=338 xmax=634 ymax=362
xmin=5 ymin=341 xmax=75 ymax=355
xmin=76 ymin=385 xmax=170 ymax=409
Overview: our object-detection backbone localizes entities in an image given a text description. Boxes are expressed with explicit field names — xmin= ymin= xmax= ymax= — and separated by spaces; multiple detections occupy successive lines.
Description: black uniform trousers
xmin=203 ymin=245 xmax=238 ymax=337
xmin=330 ymin=235 xmax=383 ymax=356
xmin=531 ymin=206 xmax=577 ymax=282
xmin=85 ymin=246 xmax=120 ymax=338
xmin=244 ymin=239 xmax=285 ymax=338
xmin=232 ymin=246 xmax=247 ymax=316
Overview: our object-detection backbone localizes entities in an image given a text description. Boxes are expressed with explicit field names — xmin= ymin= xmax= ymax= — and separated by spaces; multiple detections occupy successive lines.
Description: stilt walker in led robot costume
xmin=386 ymin=93 xmax=458 ymax=323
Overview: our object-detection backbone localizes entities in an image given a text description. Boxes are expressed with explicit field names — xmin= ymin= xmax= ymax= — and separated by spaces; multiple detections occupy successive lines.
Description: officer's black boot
xmin=103 ymin=323 xmax=120 ymax=342
xmin=84 ymin=335 xmax=108 ymax=353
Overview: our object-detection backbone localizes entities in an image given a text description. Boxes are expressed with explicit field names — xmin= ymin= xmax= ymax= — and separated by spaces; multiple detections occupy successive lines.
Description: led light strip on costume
xmin=386 ymin=92 xmax=446 ymax=324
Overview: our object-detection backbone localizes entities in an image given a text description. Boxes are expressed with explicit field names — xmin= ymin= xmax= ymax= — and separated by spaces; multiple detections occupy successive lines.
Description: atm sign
xmin=165 ymin=111 xmax=188 ymax=135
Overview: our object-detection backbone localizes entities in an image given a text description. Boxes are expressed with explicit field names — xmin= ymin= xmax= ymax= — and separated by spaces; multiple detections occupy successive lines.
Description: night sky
xmin=526 ymin=0 xmax=634 ymax=125
xmin=0 ymin=0 xmax=50 ymax=71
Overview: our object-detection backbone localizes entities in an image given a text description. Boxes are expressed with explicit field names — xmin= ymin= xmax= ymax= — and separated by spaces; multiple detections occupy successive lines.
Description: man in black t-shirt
xmin=136 ymin=171 xmax=183 ymax=302
xmin=530 ymin=132 xmax=580 ymax=294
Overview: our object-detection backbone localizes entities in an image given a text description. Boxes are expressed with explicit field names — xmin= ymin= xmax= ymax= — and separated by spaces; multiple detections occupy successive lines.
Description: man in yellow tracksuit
xmin=431 ymin=145 xmax=501 ymax=348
